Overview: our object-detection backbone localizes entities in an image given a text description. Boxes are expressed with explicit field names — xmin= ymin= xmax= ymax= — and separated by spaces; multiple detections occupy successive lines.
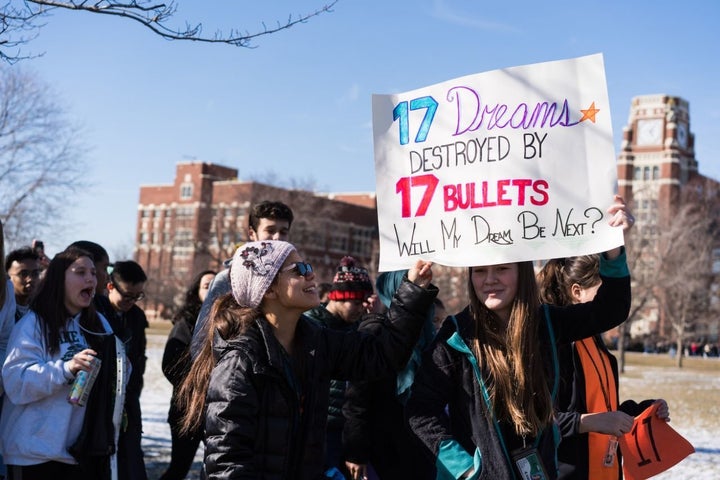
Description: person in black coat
xmin=176 ymin=240 xmax=437 ymax=480
xmin=341 ymin=269 xmax=437 ymax=480
xmin=406 ymin=195 xmax=636 ymax=480
xmin=104 ymin=260 xmax=149 ymax=480
xmin=537 ymin=255 xmax=669 ymax=480
xmin=159 ymin=270 xmax=216 ymax=480
xmin=304 ymin=255 xmax=375 ymax=478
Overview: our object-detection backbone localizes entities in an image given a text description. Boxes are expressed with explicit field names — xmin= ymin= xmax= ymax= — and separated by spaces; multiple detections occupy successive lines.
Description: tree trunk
xmin=675 ymin=337 xmax=684 ymax=368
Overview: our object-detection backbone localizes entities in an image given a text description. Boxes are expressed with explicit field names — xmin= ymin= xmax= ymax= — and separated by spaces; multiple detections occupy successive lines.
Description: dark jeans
xmin=158 ymin=427 xmax=202 ymax=480
xmin=8 ymin=462 xmax=81 ymax=480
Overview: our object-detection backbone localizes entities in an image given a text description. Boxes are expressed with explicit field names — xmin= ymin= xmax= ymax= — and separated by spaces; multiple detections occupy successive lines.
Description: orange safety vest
xmin=577 ymin=337 xmax=619 ymax=480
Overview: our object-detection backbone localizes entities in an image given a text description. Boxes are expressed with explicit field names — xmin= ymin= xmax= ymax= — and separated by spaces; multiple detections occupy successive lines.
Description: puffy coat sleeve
xmin=406 ymin=323 xmax=479 ymax=478
xmin=324 ymin=278 xmax=438 ymax=382
xmin=203 ymin=348 xmax=259 ymax=479
xmin=162 ymin=320 xmax=191 ymax=387
xmin=2 ymin=312 xmax=71 ymax=405
xmin=342 ymin=379 xmax=374 ymax=463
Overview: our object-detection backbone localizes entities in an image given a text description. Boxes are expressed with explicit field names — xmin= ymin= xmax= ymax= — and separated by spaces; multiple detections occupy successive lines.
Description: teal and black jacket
xmin=406 ymin=252 xmax=631 ymax=480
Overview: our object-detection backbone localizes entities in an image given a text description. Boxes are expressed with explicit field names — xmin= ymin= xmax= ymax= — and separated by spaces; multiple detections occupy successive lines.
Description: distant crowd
xmin=0 ymin=196 xmax=680 ymax=480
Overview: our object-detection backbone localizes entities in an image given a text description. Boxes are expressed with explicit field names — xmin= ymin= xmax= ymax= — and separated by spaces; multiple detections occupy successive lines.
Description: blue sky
xmin=20 ymin=0 xmax=720 ymax=258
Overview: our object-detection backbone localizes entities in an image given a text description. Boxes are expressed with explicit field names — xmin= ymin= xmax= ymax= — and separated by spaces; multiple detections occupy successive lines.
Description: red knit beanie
xmin=327 ymin=256 xmax=373 ymax=301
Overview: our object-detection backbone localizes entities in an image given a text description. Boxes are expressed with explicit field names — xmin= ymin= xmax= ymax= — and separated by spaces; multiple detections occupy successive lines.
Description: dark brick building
xmin=135 ymin=162 xmax=379 ymax=319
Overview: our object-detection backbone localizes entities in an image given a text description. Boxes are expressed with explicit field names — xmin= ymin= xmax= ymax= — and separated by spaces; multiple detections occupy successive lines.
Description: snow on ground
xmin=142 ymin=332 xmax=203 ymax=480
xmin=140 ymin=333 xmax=720 ymax=480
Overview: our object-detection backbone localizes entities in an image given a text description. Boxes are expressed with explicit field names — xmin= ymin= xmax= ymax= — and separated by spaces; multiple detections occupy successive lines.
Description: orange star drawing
xmin=579 ymin=101 xmax=600 ymax=123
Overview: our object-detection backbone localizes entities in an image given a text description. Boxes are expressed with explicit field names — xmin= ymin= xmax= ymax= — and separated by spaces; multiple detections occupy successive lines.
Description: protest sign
xmin=372 ymin=53 xmax=623 ymax=271
xmin=619 ymin=403 xmax=695 ymax=480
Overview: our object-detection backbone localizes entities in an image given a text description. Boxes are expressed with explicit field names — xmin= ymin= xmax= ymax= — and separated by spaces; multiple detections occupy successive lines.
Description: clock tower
xmin=617 ymin=95 xmax=697 ymax=230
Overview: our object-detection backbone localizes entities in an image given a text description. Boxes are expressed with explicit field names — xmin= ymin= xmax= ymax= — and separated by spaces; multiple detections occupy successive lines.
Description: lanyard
xmin=449 ymin=310 xmax=559 ymax=480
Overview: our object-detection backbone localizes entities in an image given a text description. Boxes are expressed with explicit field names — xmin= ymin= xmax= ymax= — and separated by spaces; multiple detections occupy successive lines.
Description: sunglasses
xmin=281 ymin=262 xmax=314 ymax=278
xmin=111 ymin=280 xmax=146 ymax=302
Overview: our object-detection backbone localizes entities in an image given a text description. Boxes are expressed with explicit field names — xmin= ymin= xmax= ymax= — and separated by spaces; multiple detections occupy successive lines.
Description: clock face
xmin=636 ymin=118 xmax=663 ymax=146
xmin=677 ymin=123 xmax=688 ymax=149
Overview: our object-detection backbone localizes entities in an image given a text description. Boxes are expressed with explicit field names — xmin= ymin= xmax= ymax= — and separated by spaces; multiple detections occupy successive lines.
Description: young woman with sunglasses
xmin=177 ymin=240 xmax=437 ymax=479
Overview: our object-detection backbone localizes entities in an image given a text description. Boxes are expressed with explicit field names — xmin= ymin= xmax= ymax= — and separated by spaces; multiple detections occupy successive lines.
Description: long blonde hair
xmin=467 ymin=261 xmax=553 ymax=437
xmin=176 ymin=293 xmax=260 ymax=435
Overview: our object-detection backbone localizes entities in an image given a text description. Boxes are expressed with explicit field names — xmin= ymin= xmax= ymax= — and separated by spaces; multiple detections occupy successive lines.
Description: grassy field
xmin=618 ymin=351 xmax=719 ymax=441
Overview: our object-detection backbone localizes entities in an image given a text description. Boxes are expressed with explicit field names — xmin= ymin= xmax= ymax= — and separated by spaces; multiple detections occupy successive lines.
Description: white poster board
xmin=372 ymin=53 xmax=623 ymax=271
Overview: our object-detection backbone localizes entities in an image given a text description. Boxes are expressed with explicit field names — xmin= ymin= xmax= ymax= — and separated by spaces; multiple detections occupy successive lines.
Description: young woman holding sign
xmin=406 ymin=195 xmax=635 ymax=480
xmin=537 ymin=254 xmax=669 ymax=480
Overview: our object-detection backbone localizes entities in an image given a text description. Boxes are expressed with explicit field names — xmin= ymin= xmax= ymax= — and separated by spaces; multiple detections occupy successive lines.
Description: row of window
xmin=634 ymin=166 xmax=661 ymax=181
xmin=140 ymin=206 xmax=196 ymax=218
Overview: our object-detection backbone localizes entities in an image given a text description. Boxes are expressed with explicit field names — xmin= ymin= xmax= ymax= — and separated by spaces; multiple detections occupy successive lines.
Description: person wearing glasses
xmin=177 ymin=240 xmax=437 ymax=479
xmin=5 ymin=246 xmax=41 ymax=322
xmin=105 ymin=260 xmax=149 ymax=480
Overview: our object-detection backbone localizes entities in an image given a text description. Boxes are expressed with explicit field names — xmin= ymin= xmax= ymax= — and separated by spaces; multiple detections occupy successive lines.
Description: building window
xmin=175 ymin=229 xmax=193 ymax=248
xmin=652 ymin=166 xmax=660 ymax=180
xmin=180 ymin=183 xmax=193 ymax=199
xmin=634 ymin=167 xmax=641 ymax=180
xmin=643 ymin=167 xmax=650 ymax=180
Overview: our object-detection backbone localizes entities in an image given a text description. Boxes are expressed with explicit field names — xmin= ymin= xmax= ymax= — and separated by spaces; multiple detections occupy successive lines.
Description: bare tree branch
xmin=0 ymin=65 xmax=87 ymax=246
xmin=625 ymin=178 xmax=720 ymax=368
xmin=0 ymin=0 xmax=338 ymax=62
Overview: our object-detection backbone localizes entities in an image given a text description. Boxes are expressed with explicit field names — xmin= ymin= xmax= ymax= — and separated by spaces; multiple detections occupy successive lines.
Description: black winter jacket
xmin=303 ymin=304 xmax=357 ymax=430
xmin=162 ymin=308 xmax=198 ymax=430
xmin=203 ymin=279 xmax=438 ymax=480
xmin=407 ymin=253 xmax=631 ymax=480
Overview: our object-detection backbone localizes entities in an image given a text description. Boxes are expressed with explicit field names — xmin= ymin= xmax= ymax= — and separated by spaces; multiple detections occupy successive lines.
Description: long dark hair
xmin=30 ymin=247 xmax=104 ymax=355
xmin=172 ymin=270 xmax=216 ymax=327
xmin=537 ymin=255 xmax=600 ymax=307
xmin=467 ymin=261 xmax=553 ymax=437
xmin=177 ymin=293 xmax=259 ymax=435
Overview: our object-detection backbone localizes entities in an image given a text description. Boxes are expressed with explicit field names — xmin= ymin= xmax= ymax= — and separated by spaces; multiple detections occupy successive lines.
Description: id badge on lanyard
xmin=512 ymin=446 xmax=551 ymax=480
xmin=603 ymin=436 xmax=619 ymax=467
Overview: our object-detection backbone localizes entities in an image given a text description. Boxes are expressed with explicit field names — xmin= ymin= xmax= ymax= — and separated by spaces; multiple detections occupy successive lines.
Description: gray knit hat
xmin=230 ymin=240 xmax=295 ymax=308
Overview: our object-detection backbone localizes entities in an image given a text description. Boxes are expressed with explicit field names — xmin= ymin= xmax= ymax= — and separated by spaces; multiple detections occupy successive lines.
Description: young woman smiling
xmin=407 ymin=196 xmax=635 ymax=480
xmin=178 ymin=240 xmax=437 ymax=479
